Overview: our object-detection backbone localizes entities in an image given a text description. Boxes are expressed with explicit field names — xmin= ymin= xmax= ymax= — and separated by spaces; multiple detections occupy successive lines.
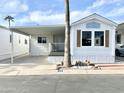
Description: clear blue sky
xmin=0 ymin=0 xmax=124 ymax=26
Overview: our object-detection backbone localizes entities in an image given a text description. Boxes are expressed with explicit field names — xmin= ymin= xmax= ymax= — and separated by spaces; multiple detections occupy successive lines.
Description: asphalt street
xmin=0 ymin=75 xmax=124 ymax=93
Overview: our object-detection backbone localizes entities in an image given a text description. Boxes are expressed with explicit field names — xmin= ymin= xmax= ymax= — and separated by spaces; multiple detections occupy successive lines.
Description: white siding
xmin=70 ymin=19 xmax=116 ymax=63
xmin=13 ymin=32 xmax=29 ymax=56
xmin=0 ymin=27 xmax=29 ymax=61
xmin=30 ymin=34 xmax=53 ymax=56
xmin=0 ymin=28 xmax=11 ymax=60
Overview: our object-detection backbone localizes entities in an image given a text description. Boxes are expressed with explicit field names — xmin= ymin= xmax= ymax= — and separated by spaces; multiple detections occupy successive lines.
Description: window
xmin=38 ymin=37 xmax=47 ymax=43
xmin=95 ymin=31 xmax=104 ymax=46
xmin=19 ymin=39 xmax=21 ymax=44
xmin=82 ymin=31 xmax=92 ymax=46
xmin=25 ymin=39 xmax=28 ymax=44
xmin=86 ymin=22 xmax=100 ymax=29
xmin=18 ymin=36 xmax=21 ymax=44
xmin=116 ymin=34 xmax=121 ymax=44
xmin=10 ymin=35 xmax=12 ymax=43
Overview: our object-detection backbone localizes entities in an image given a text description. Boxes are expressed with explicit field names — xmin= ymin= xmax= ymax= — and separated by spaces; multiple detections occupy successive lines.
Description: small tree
xmin=4 ymin=16 xmax=14 ymax=27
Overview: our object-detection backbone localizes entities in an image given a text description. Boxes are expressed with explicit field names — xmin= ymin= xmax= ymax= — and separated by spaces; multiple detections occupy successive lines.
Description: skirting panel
xmin=48 ymin=55 xmax=115 ymax=64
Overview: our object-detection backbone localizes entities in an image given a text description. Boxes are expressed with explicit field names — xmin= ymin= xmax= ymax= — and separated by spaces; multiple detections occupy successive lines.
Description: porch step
xmin=49 ymin=52 xmax=64 ymax=56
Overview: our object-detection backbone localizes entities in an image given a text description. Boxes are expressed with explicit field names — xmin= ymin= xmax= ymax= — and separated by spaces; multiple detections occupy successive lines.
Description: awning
xmin=10 ymin=25 xmax=65 ymax=35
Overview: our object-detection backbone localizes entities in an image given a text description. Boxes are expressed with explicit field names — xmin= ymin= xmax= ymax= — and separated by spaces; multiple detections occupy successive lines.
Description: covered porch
xmin=11 ymin=25 xmax=65 ymax=57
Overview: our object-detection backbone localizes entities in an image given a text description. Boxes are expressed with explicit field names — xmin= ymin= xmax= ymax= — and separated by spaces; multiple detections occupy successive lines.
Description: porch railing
xmin=49 ymin=43 xmax=64 ymax=52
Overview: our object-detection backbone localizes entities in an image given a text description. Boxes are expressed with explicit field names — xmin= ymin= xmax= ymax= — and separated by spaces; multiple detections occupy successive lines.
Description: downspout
xmin=29 ymin=35 xmax=31 ymax=55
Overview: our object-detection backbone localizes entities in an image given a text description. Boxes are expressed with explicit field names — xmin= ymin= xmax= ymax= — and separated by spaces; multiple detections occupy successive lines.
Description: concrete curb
xmin=0 ymin=64 xmax=124 ymax=76
xmin=0 ymin=69 xmax=124 ymax=76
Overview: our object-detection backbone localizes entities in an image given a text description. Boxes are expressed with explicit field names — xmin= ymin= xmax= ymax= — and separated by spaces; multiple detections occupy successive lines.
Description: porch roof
xmin=10 ymin=25 xmax=65 ymax=35
xmin=72 ymin=13 xmax=118 ymax=27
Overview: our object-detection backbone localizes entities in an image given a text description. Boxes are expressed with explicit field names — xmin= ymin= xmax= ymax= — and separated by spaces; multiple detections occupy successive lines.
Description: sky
xmin=0 ymin=0 xmax=124 ymax=27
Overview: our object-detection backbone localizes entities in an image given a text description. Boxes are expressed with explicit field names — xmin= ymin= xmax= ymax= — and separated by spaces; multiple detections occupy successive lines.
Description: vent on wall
xmin=86 ymin=22 xmax=100 ymax=29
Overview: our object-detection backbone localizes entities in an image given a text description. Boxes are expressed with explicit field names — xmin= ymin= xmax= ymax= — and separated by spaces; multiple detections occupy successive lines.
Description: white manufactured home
xmin=0 ymin=26 xmax=29 ymax=61
xmin=0 ymin=13 xmax=118 ymax=63
xmin=70 ymin=13 xmax=117 ymax=63
xmin=11 ymin=13 xmax=118 ymax=63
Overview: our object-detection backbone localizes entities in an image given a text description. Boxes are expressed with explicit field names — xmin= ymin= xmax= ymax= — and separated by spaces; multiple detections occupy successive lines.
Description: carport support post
xmin=10 ymin=30 xmax=14 ymax=64
xmin=29 ymin=35 xmax=31 ymax=55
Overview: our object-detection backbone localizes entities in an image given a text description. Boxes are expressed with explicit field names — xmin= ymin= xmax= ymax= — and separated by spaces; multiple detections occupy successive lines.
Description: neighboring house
xmin=10 ymin=13 xmax=118 ymax=63
xmin=0 ymin=26 xmax=29 ymax=61
xmin=116 ymin=23 xmax=124 ymax=47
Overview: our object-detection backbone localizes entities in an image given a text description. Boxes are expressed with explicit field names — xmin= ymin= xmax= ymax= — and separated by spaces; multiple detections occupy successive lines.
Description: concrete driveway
xmin=0 ymin=75 xmax=124 ymax=93
xmin=0 ymin=55 xmax=51 ymax=65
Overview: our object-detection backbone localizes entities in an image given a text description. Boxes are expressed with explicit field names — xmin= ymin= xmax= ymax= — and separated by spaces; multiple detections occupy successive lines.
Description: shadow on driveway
xmin=0 ymin=55 xmax=53 ymax=65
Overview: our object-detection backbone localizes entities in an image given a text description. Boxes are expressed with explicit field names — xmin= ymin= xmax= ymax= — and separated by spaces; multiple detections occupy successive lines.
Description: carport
xmin=9 ymin=25 xmax=65 ymax=64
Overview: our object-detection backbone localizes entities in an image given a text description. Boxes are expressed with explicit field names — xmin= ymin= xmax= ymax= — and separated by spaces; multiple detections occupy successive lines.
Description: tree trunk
xmin=63 ymin=0 xmax=71 ymax=67
xmin=9 ymin=20 xmax=10 ymax=28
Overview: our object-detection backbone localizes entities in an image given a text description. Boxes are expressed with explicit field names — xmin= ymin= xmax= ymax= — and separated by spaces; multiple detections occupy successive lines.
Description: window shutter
xmin=77 ymin=30 xmax=81 ymax=47
xmin=105 ymin=30 xmax=109 ymax=47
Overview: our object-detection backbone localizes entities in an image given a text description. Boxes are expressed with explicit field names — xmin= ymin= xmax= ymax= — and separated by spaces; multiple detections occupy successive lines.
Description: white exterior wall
xmin=0 ymin=27 xmax=29 ymax=61
xmin=0 ymin=28 xmax=11 ymax=60
xmin=13 ymin=32 xmax=29 ymax=56
xmin=70 ymin=20 xmax=116 ymax=63
xmin=30 ymin=34 xmax=53 ymax=56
